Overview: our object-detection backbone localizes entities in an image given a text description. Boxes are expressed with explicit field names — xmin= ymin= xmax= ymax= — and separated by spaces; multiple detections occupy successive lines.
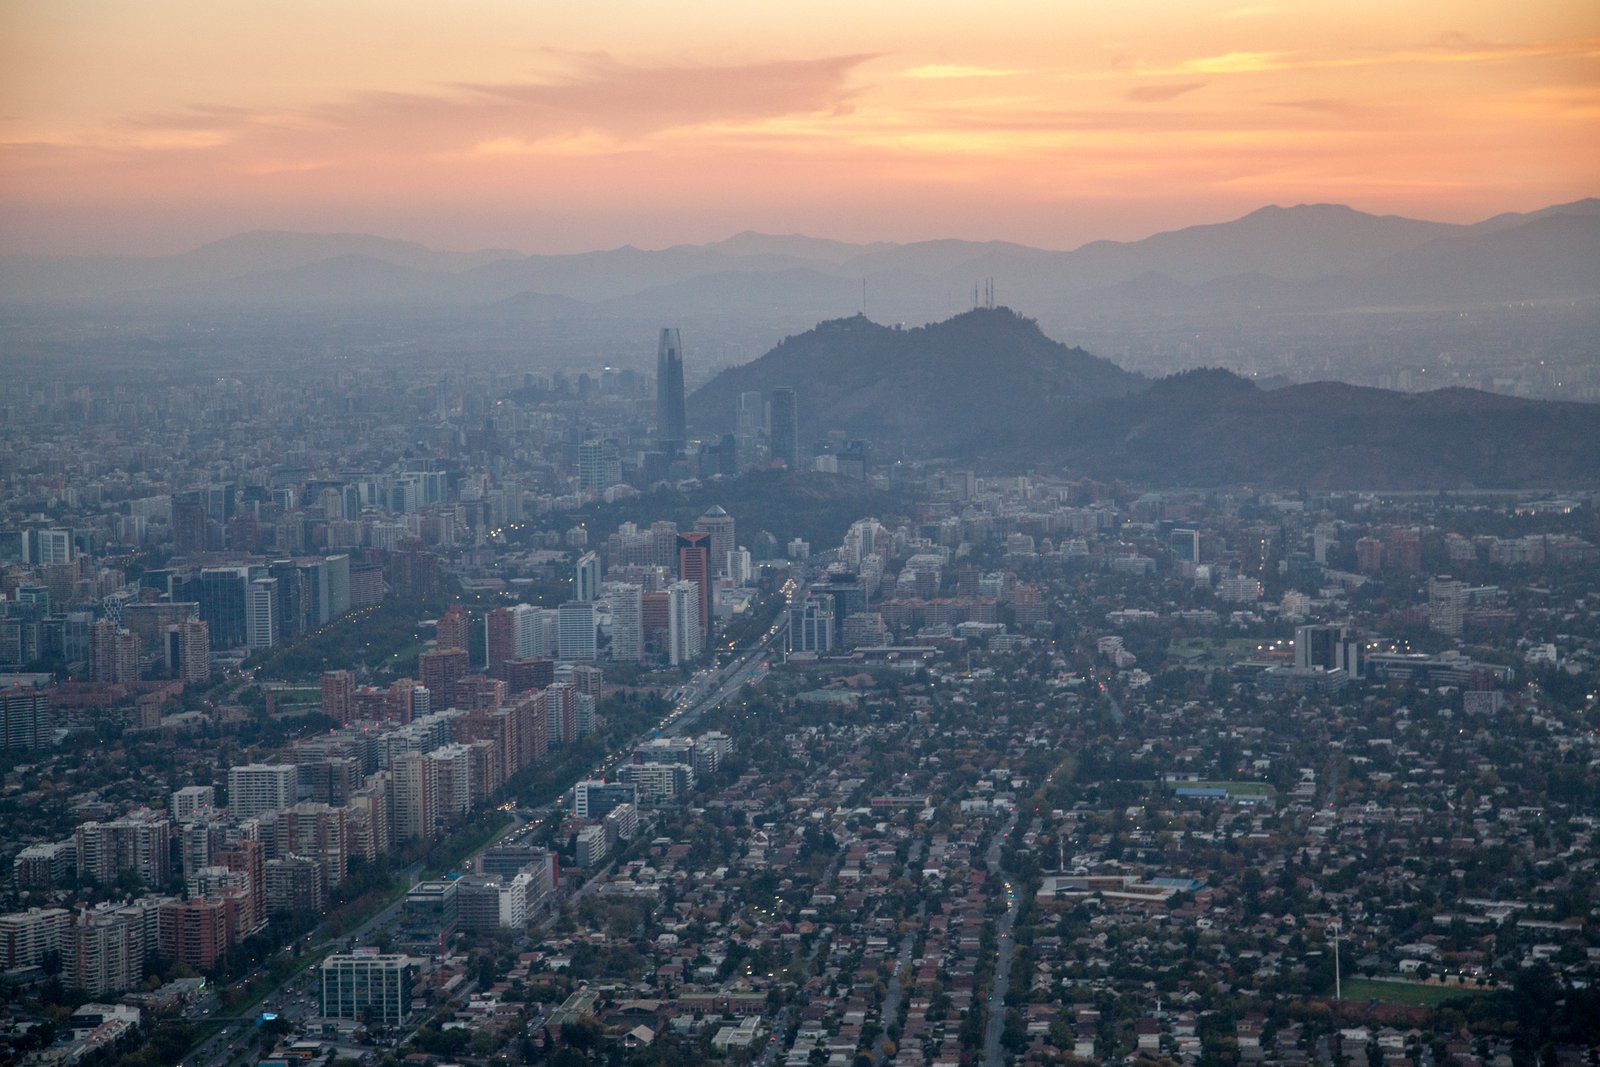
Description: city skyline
xmin=3 ymin=1 xmax=1597 ymax=255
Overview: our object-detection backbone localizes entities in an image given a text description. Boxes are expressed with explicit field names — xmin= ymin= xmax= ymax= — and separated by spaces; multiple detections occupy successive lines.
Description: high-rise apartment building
xmin=578 ymin=438 xmax=621 ymax=491
xmin=435 ymin=604 xmax=470 ymax=652
xmin=656 ymin=328 xmax=687 ymax=454
xmin=0 ymin=681 xmax=52 ymax=752
xmin=391 ymin=753 xmax=438 ymax=843
xmin=74 ymin=810 xmax=172 ymax=886
xmin=666 ymin=581 xmax=703 ymax=666
xmin=227 ymin=763 xmax=298 ymax=819
xmin=171 ymin=785 xmax=215 ymax=821
xmin=65 ymin=905 xmax=148 ymax=997
xmin=484 ymin=607 xmax=517 ymax=677
xmin=89 ymin=619 xmax=139 ymax=684
xmin=605 ymin=582 xmax=643 ymax=663
xmin=177 ymin=617 xmax=210 ymax=687
xmin=417 ymin=647 xmax=470 ymax=707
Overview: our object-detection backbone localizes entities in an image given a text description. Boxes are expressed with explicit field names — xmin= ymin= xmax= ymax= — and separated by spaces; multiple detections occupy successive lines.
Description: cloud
xmin=903 ymin=65 xmax=1025 ymax=79
xmin=1269 ymin=98 xmax=1370 ymax=119
xmin=1160 ymin=51 xmax=1297 ymax=75
xmin=21 ymin=52 xmax=877 ymax=167
xmin=1124 ymin=82 xmax=1207 ymax=103
xmin=1139 ymin=36 xmax=1600 ymax=78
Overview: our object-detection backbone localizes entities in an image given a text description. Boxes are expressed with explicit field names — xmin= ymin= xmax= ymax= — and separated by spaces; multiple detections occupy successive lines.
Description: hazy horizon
xmin=8 ymin=195 xmax=1598 ymax=262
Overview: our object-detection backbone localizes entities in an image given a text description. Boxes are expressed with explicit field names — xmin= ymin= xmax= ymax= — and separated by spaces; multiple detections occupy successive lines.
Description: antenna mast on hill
xmin=986 ymin=277 xmax=996 ymax=309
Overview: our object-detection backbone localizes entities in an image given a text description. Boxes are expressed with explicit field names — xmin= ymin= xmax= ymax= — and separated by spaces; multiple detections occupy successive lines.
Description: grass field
xmin=1340 ymin=978 xmax=1489 ymax=1006
xmin=1170 ymin=780 xmax=1275 ymax=796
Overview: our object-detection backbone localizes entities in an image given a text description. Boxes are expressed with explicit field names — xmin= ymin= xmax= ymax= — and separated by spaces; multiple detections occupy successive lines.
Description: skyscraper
xmin=606 ymin=582 xmax=643 ymax=664
xmin=575 ymin=551 xmax=600 ymax=603
xmin=578 ymin=438 xmax=621 ymax=491
xmin=666 ymin=581 xmax=703 ymax=666
xmin=676 ymin=531 xmax=711 ymax=638
xmin=245 ymin=578 xmax=278 ymax=651
xmin=695 ymin=507 xmax=735 ymax=579
xmin=769 ymin=387 xmax=798 ymax=468
xmin=656 ymin=328 xmax=687 ymax=455
xmin=557 ymin=601 xmax=597 ymax=662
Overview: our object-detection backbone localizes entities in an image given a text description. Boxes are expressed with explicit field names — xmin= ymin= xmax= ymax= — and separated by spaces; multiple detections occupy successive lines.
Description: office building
xmin=399 ymin=880 xmax=458 ymax=954
xmin=769 ymin=387 xmax=798 ymax=468
xmin=1293 ymin=624 xmax=1363 ymax=678
xmin=695 ymin=506 xmax=736 ymax=578
xmin=557 ymin=601 xmax=597 ymax=662
xmin=320 ymin=952 xmax=418 ymax=1028
xmin=573 ymin=780 xmax=638 ymax=820
xmin=789 ymin=594 xmax=836 ymax=654
xmin=1170 ymin=528 xmax=1201 ymax=564
xmin=245 ymin=578 xmax=278 ymax=651
xmin=575 ymin=551 xmax=600 ymax=603
xmin=435 ymin=604 xmax=470 ymax=652
xmin=656 ymin=328 xmax=687 ymax=454
xmin=676 ymin=531 xmax=711 ymax=636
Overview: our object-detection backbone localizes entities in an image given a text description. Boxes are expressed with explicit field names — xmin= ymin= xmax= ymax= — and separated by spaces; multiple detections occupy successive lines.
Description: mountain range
xmin=689 ymin=308 xmax=1600 ymax=489
xmin=4 ymin=199 xmax=1596 ymax=321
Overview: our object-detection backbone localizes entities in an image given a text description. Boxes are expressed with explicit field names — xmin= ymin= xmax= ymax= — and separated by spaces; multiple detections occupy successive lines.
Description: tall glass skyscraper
xmin=656 ymin=328 xmax=687 ymax=455
xmin=769 ymin=387 xmax=798 ymax=468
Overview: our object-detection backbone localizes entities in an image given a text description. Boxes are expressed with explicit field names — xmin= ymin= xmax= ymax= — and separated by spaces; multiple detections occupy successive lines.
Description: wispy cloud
xmin=903 ymin=64 xmax=1025 ymax=79
xmin=1155 ymin=51 xmax=1297 ymax=75
xmin=1139 ymin=36 xmax=1600 ymax=78
xmin=11 ymin=52 xmax=877 ymax=167
xmin=1125 ymin=81 xmax=1207 ymax=103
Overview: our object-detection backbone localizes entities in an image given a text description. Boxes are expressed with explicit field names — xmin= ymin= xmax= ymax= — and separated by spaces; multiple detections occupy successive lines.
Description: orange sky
xmin=2 ymin=0 xmax=1597 ymax=255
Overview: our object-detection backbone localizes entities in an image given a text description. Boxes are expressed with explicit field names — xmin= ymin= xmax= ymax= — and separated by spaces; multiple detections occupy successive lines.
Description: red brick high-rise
xmin=436 ymin=604 xmax=470 ymax=652
xmin=676 ymin=531 xmax=711 ymax=638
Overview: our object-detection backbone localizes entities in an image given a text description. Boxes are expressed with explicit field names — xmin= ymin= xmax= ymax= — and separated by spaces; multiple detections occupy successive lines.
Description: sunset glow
xmin=2 ymin=0 xmax=1597 ymax=254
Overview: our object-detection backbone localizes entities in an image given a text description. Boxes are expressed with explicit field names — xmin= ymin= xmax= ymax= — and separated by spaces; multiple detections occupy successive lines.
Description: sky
xmin=1 ymin=0 xmax=1597 ymax=256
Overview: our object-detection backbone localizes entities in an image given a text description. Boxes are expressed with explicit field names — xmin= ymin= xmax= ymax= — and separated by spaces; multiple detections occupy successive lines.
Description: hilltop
xmin=688 ymin=308 xmax=1144 ymax=454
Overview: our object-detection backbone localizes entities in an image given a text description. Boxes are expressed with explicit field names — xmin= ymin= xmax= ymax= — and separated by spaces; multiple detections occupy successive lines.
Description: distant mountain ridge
xmin=689 ymin=308 xmax=1600 ymax=488
xmin=3 ymin=199 xmax=1595 ymax=318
